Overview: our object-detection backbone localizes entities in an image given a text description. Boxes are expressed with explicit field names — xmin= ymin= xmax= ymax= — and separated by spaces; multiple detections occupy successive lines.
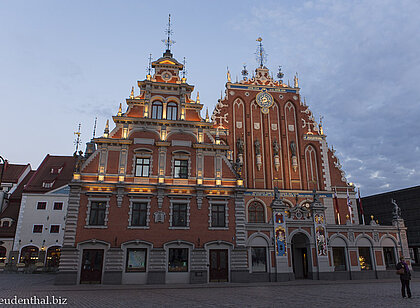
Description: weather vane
xmin=147 ymin=53 xmax=152 ymax=75
xmin=74 ymin=123 xmax=82 ymax=153
xmin=255 ymin=37 xmax=267 ymax=68
xmin=162 ymin=14 xmax=175 ymax=51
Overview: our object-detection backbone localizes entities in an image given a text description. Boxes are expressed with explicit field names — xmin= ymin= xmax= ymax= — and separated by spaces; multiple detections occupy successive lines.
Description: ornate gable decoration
xmin=255 ymin=88 xmax=274 ymax=114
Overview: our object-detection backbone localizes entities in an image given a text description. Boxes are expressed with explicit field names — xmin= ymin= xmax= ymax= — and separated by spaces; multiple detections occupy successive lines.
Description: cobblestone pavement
xmin=0 ymin=273 xmax=419 ymax=307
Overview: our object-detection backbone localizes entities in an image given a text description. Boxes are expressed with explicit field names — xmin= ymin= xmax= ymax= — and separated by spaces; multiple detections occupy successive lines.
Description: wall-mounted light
xmin=159 ymin=177 xmax=164 ymax=184
xmin=118 ymin=175 xmax=124 ymax=182
xmin=197 ymin=179 xmax=203 ymax=185
xmin=98 ymin=175 xmax=104 ymax=182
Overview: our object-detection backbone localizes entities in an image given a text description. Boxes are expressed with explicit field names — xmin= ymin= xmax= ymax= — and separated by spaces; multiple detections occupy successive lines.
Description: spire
xmin=319 ymin=116 xmax=324 ymax=135
xmin=241 ymin=64 xmax=248 ymax=80
xmin=117 ymin=103 xmax=122 ymax=116
xmin=196 ymin=91 xmax=200 ymax=104
xmin=74 ymin=123 xmax=82 ymax=153
xmin=294 ymin=72 xmax=299 ymax=88
xmin=205 ymin=107 xmax=209 ymax=122
xmin=147 ymin=53 xmax=152 ymax=80
xmin=130 ymin=87 xmax=134 ymax=99
xmin=161 ymin=14 xmax=175 ymax=56
xmin=256 ymin=37 xmax=267 ymax=68
xmin=104 ymin=120 xmax=109 ymax=138
xmin=92 ymin=117 xmax=97 ymax=138
xmin=227 ymin=67 xmax=231 ymax=82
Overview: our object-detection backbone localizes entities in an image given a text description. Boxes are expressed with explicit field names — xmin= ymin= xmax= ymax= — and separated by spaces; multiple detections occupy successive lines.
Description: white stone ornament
xmin=271 ymin=124 xmax=278 ymax=131
xmin=236 ymin=121 xmax=242 ymax=129
xmin=254 ymin=123 xmax=260 ymax=130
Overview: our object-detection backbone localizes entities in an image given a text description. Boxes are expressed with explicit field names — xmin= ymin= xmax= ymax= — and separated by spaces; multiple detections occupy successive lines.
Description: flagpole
xmin=358 ymin=188 xmax=365 ymax=225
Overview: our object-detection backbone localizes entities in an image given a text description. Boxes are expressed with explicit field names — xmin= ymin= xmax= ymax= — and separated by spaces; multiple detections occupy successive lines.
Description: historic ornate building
xmin=55 ymin=29 xmax=410 ymax=284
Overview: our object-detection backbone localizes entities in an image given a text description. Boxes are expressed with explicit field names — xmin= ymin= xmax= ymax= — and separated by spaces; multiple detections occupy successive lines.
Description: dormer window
xmin=50 ymin=166 xmax=63 ymax=174
xmin=151 ymin=101 xmax=163 ymax=119
xmin=42 ymin=181 xmax=54 ymax=188
xmin=166 ymin=102 xmax=178 ymax=120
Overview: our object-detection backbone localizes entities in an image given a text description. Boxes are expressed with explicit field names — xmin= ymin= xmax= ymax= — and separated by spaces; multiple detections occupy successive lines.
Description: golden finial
xmin=319 ymin=116 xmax=324 ymax=135
xmin=256 ymin=37 xmax=262 ymax=42
xmin=104 ymin=119 xmax=109 ymax=138
xmin=294 ymin=73 xmax=299 ymax=88
xmin=346 ymin=214 xmax=349 ymax=220
xmin=130 ymin=86 xmax=134 ymax=99
xmin=117 ymin=103 xmax=122 ymax=116
xmin=196 ymin=91 xmax=200 ymax=104
xmin=205 ymin=107 xmax=209 ymax=122
xmin=371 ymin=215 xmax=374 ymax=220
xmin=227 ymin=68 xmax=231 ymax=82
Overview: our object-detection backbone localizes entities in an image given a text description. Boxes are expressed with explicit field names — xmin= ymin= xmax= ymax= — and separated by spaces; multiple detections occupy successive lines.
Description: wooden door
xmin=209 ymin=249 xmax=228 ymax=282
xmin=80 ymin=249 xmax=104 ymax=284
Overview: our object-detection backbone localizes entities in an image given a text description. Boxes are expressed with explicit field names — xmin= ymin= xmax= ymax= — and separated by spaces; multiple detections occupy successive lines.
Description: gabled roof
xmin=0 ymin=162 xmax=31 ymax=184
xmin=23 ymin=155 xmax=76 ymax=193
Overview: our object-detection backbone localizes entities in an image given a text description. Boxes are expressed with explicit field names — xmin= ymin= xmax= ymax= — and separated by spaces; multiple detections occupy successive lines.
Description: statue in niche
xmin=233 ymin=158 xmax=243 ymax=177
xmin=290 ymin=141 xmax=296 ymax=157
xmin=273 ymin=139 xmax=280 ymax=156
xmin=236 ymin=137 xmax=244 ymax=154
xmin=254 ymin=139 xmax=261 ymax=155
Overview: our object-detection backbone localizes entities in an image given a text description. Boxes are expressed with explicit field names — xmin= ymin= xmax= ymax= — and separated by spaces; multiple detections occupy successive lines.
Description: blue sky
xmin=1 ymin=0 xmax=419 ymax=196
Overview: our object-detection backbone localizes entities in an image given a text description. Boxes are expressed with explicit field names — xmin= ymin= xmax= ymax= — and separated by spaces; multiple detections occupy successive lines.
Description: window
xmin=151 ymin=101 xmax=163 ymax=119
xmin=211 ymin=204 xmax=226 ymax=227
xmin=33 ymin=225 xmax=43 ymax=233
xmin=42 ymin=181 xmax=54 ymax=188
xmin=53 ymin=202 xmax=63 ymax=210
xmin=2 ymin=221 xmax=9 ymax=228
xmin=89 ymin=201 xmax=106 ymax=226
xmin=251 ymin=247 xmax=267 ymax=272
xmin=37 ymin=202 xmax=47 ymax=210
xmin=126 ymin=248 xmax=147 ymax=272
xmin=174 ymin=159 xmax=188 ymax=179
xmin=332 ymin=247 xmax=347 ymax=271
xmin=20 ymin=246 xmax=39 ymax=264
xmin=131 ymin=203 xmax=148 ymax=226
xmin=135 ymin=158 xmax=150 ymax=177
xmin=358 ymin=247 xmax=372 ymax=270
xmin=46 ymin=246 xmax=61 ymax=268
xmin=172 ymin=204 xmax=187 ymax=227
xmin=248 ymin=202 xmax=265 ymax=223
xmin=383 ymin=247 xmax=396 ymax=269
xmin=50 ymin=225 xmax=60 ymax=233
xmin=166 ymin=102 xmax=178 ymax=120
xmin=168 ymin=248 xmax=188 ymax=272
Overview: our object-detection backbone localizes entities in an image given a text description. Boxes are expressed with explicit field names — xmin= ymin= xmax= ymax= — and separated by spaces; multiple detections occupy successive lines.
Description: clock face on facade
xmin=256 ymin=89 xmax=274 ymax=114
xmin=161 ymin=71 xmax=172 ymax=81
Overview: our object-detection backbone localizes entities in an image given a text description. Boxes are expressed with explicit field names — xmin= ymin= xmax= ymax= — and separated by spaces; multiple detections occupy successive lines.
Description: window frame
xmin=125 ymin=248 xmax=147 ymax=272
xmin=332 ymin=247 xmax=347 ymax=271
xmin=50 ymin=225 xmax=60 ymax=234
xmin=131 ymin=202 xmax=148 ymax=227
xmin=168 ymin=247 xmax=189 ymax=272
xmin=171 ymin=203 xmax=188 ymax=227
xmin=211 ymin=204 xmax=226 ymax=228
xmin=358 ymin=247 xmax=372 ymax=271
xmin=37 ymin=201 xmax=47 ymax=210
xmin=33 ymin=224 xmax=43 ymax=233
xmin=53 ymin=202 xmax=63 ymax=210
xmin=248 ymin=201 xmax=265 ymax=223
xmin=85 ymin=198 xmax=110 ymax=228
xmin=151 ymin=101 xmax=163 ymax=119
xmin=173 ymin=159 xmax=188 ymax=179
xmin=135 ymin=157 xmax=151 ymax=177
xmin=166 ymin=102 xmax=178 ymax=120
xmin=251 ymin=247 xmax=267 ymax=273
xmin=383 ymin=247 xmax=396 ymax=269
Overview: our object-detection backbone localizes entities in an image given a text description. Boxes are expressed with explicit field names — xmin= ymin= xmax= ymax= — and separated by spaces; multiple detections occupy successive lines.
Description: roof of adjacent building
xmin=23 ymin=155 xmax=76 ymax=193
xmin=0 ymin=162 xmax=31 ymax=184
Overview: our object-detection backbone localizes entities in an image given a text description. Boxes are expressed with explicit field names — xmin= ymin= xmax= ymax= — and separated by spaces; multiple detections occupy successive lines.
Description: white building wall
xmin=13 ymin=186 xmax=69 ymax=260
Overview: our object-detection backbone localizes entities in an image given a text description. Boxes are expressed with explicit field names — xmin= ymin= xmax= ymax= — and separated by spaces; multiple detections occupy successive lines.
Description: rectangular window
xmin=332 ymin=247 xmax=347 ymax=271
xmin=33 ymin=225 xmax=43 ymax=233
xmin=174 ymin=159 xmax=188 ymax=179
xmin=89 ymin=201 xmax=106 ymax=226
xmin=135 ymin=158 xmax=150 ymax=177
xmin=131 ymin=202 xmax=148 ymax=226
xmin=53 ymin=202 xmax=63 ymax=210
xmin=172 ymin=204 xmax=187 ymax=227
xmin=358 ymin=247 xmax=372 ymax=270
xmin=126 ymin=248 xmax=147 ymax=272
xmin=50 ymin=225 xmax=60 ymax=233
xmin=37 ymin=202 xmax=47 ymax=210
xmin=211 ymin=204 xmax=226 ymax=227
xmin=251 ymin=247 xmax=267 ymax=272
xmin=168 ymin=248 xmax=188 ymax=272
xmin=383 ymin=247 xmax=396 ymax=269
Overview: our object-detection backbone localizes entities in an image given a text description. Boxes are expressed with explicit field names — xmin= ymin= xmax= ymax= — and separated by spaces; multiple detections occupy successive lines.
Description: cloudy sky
xmin=1 ymin=0 xmax=419 ymax=196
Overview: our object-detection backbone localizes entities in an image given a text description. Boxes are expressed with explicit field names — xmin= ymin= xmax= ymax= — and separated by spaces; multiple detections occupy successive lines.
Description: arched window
xmin=20 ymin=246 xmax=39 ymax=265
xmin=248 ymin=202 xmax=265 ymax=223
xmin=151 ymin=101 xmax=163 ymax=119
xmin=0 ymin=246 xmax=6 ymax=263
xmin=166 ymin=102 xmax=178 ymax=120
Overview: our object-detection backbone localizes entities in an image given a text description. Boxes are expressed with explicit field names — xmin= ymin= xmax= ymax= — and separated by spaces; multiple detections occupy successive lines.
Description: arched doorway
xmin=291 ymin=233 xmax=311 ymax=279
xmin=46 ymin=246 xmax=61 ymax=268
